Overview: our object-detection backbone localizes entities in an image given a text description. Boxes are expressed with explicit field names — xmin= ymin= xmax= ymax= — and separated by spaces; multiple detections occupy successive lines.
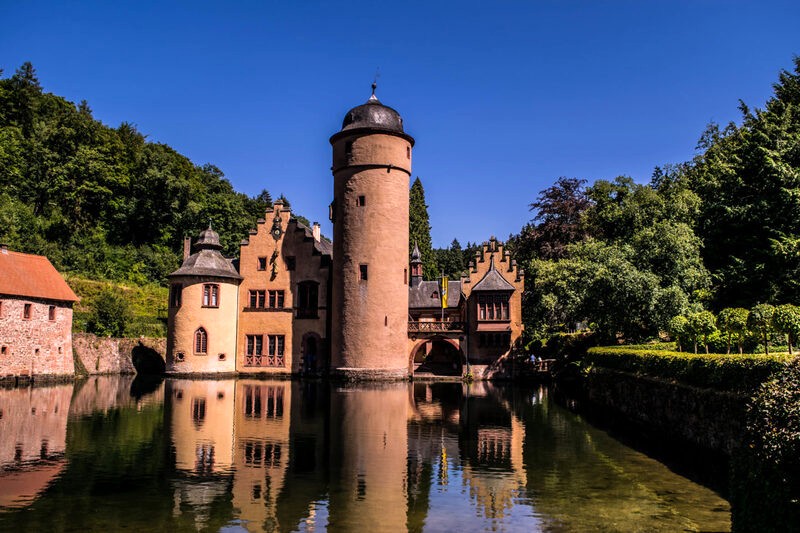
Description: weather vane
xmin=372 ymin=68 xmax=380 ymax=96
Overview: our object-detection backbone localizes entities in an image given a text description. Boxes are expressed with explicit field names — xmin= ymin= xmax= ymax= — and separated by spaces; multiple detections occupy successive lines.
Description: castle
xmin=166 ymin=90 xmax=524 ymax=379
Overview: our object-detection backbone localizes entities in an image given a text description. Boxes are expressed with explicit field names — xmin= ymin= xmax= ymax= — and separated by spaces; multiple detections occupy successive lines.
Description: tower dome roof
xmin=341 ymin=93 xmax=405 ymax=134
xmin=195 ymin=225 xmax=222 ymax=250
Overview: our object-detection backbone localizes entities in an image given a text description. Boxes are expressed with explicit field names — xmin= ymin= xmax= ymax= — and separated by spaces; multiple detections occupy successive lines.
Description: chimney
xmin=312 ymin=222 xmax=321 ymax=243
xmin=183 ymin=237 xmax=192 ymax=260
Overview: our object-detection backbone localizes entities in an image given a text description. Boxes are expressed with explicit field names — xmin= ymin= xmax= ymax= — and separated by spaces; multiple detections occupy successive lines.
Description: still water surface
xmin=0 ymin=376 xmax=730 ymax=532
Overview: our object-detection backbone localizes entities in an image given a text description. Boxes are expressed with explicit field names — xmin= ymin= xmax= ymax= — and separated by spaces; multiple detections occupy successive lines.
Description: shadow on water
xmin=548 ymin=383 xmax=731 ymax=498
xmin=129 ymin=374 xmax=164 ymax=400
xmin=130 ymin=342 xmax=166 ymax=375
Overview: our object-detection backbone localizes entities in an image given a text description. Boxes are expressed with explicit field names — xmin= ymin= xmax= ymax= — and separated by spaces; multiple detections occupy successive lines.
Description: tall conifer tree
xmin=409 ymin=177 xmax=437 ymax=279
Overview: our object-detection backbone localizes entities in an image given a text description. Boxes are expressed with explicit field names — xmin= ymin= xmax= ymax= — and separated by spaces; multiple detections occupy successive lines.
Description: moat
xmin=0 ymin=376 xmax=730 ymax=532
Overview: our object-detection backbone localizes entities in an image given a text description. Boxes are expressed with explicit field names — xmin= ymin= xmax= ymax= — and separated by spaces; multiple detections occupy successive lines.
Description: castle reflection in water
xmin=0 ymin=376 xmax=731 ymax=532
xmin=165 ymin=379 xmax=529 ymax=531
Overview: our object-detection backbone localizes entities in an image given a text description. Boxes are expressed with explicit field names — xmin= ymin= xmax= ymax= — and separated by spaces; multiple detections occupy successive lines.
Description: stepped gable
xmin=0 ymin=249 xmax=78 ymax=302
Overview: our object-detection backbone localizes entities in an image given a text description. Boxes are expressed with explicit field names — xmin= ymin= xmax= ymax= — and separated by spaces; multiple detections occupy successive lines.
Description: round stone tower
xmin=329 ymin=86 xmax=414 ymax=380
xmin=166 ymin=226 xmax=242 ymax=374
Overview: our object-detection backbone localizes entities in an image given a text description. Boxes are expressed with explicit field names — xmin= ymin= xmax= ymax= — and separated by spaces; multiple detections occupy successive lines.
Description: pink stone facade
xmin=0 ymin=297 xmax=75 ymax=378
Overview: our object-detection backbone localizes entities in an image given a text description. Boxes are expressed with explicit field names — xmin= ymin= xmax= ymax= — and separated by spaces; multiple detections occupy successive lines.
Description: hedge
xmin=585 ymin=346 xmax=792 ymax=393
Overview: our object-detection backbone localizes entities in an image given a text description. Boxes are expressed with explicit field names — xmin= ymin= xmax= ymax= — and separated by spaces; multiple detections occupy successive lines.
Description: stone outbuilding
xmin=0 ymin=245 xmax=78 ymax=379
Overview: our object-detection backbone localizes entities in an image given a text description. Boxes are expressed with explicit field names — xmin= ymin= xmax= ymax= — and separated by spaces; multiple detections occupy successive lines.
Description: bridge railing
xmin=408 ymin=321 xmax=465 ymax=333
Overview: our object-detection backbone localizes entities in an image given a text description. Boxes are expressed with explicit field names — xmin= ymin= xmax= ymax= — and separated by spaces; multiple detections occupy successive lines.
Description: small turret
xmin=410 ymin=242 xmax=423 ymax=288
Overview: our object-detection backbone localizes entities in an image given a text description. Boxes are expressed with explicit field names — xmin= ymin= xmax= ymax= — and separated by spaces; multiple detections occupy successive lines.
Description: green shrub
xmin=585 ymin=346 xmax=791 ymax=392
xmin=86 ymin=287 xmax=133 ymax=337
xmin=731 ymin=358 xmax=800 ymax=531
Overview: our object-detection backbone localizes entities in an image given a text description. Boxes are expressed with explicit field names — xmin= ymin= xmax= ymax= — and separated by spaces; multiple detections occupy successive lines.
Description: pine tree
xmin=409 ymin=177 xmax=437 ymax=279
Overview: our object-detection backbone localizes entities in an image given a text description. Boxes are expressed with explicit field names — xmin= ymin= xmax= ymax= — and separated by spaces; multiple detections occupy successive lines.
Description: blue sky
xmin=2 ymin=1 xmax=799 ymax=247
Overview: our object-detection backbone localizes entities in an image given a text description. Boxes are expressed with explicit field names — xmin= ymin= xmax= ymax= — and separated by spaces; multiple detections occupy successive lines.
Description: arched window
xmin=195 ymin=327 xmax=208 ymax=354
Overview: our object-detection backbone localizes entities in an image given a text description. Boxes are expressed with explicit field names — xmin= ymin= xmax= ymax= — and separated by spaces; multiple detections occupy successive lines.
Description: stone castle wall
xmin=72 ymin=333 xmax=165 ymax=375
xmin=0 ymin=297 xmax=74 ymax=378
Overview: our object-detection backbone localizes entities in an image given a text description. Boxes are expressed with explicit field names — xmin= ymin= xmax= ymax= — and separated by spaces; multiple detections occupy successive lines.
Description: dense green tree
xmin=0 ymin=64 xmax=288 ymax=285
xmin=515 ymin=177 xmax=590 ymax=260
xmin=409 ymin=177 xmax=437 ymax=278
xmin=86 ymin=287 xmax=132 ymax=337
xmin=687 ymin=58 xmax=800 ymax=308
xmin=434 ymin=238 xmax=465 ymax=278
xmin=717 ymin=307 xmax=750 ymax=354
xmin=748 ymin=304 xmax=776 ymax=355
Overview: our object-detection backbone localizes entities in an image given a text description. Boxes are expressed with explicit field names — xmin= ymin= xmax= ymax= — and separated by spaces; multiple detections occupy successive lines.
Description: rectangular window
xmin=1 ymin=346 xmax=7 ymax=355
xmin=170 ymin=285 xmax=182 ymax=308
xmin=48 ymin=306 xmax=56 ymax=321
xmin=359 ymin=264 xmax=368 ymax=281
xmin=0 ymin=300 xmax=3 ymax=317
xmin=285 ymin=256 xmax=296 ymax=271
xmin=203 ymin=284 xmax=220 ymax=307
xmin=357 ymin=195 xmax=366 ymax=207
xmin=23 ymin=303 xmax=31 ymax=320
xmin=257 ymin=257 xmax=267 ymax=271
xmin=297 ymin=281 xmax=319 ymax=318
xmin=246 ymin=335 xmax=264 ymax=366
xmin=268 ymin=335 xmax=285 ymax=367
xmin=345 ymin=141 xmax=353 ymax=159
xmin=249 ymin=290 xmax=266 ymax=308
xmin=268 ymin=290 xmax=285 ymax=309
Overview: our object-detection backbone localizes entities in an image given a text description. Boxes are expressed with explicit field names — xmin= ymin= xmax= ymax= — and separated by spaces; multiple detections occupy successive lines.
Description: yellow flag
xmin=441 ymin=277 xmax=448 ymax=309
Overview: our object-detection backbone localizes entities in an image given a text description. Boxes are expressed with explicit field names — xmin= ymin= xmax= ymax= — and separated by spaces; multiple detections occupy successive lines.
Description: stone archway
xmin=410 ymin=337 xmax=463 ymax=376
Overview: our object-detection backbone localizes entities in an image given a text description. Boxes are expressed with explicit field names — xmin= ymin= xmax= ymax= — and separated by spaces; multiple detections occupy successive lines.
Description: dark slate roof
xmin=410 ymin=242 xmax=421 ymax=264
xmin=169 ymin=249 xmax=242 ymax=280
xmin=409 ymin=280 xmax=462 ymax=309
xmin=341 ymin=94 xmax=404 ymax=134
xmin=195 ymin=226 xmax=222 ymax=250
xmin=472 ymin=267 xmax=515 ymax=292
xmin=293 ymin=219 xmax=333 ymax=256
